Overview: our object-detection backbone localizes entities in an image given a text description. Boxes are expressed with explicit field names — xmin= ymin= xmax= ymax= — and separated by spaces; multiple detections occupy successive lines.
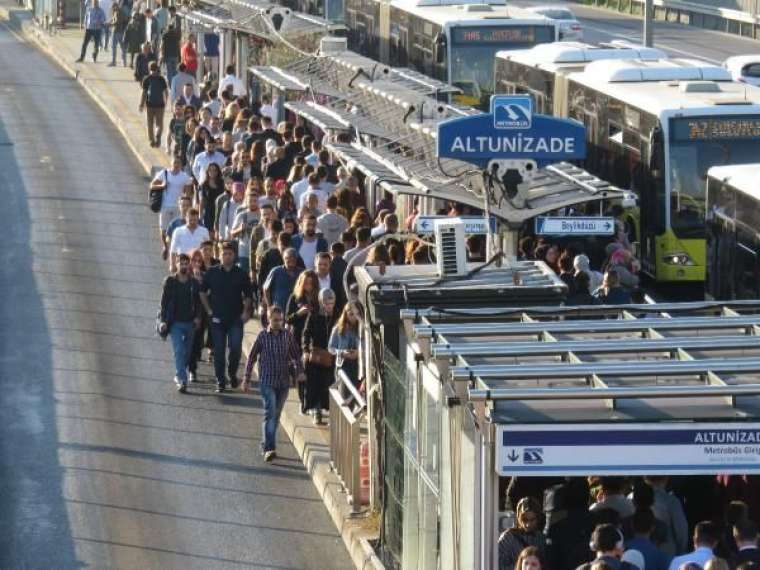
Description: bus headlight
xmin=663 ymin=253 xmax=695 ymax=266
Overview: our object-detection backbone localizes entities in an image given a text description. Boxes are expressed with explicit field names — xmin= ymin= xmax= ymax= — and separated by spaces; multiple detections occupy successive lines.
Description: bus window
xmin=735 ymin=239 xmax=760 ymax=299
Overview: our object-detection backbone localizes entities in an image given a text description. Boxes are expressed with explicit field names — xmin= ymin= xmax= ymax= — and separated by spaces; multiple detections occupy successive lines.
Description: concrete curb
xmin=242 ymin=330 xmax=384 ymax=570
xmin=1 ymin=8 xmax=162 ymax=177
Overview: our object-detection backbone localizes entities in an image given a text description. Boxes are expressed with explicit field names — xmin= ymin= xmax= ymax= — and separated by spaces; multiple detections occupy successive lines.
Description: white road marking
xmin=582 ymin=22 xmax=723 ymax=64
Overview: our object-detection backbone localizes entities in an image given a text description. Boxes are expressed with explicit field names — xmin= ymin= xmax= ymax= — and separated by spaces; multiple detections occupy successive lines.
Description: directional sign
xmin=415 ymin=215 xmax=497 ymax=235
xmin=497 ymin=423 xmax=760 ymax=476
xmin=535 ymin=216 xmax=615 ymax=236
xmin=437 ymin=95 xmax=586 ymax=168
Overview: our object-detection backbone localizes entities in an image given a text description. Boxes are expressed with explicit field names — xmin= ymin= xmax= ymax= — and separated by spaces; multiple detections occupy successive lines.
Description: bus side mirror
xmin=434 ymin=33 xmax=446 ymax=64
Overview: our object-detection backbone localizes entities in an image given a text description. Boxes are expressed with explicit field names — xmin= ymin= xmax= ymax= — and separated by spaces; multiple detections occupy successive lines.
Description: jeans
xmin=210 ymin=318 xmax=244 ymax=387
xmin=79 ymin=29 xmax=102 ymax=60
xmin=101 ymin=24 xmax=111 ymax=49
xmin=169 ymin=321 xmax=195 ymax=384
xmin=164 ymin=56 xmax=178 ymax=87
xmin=260 ymin=385 xmax=290 ymax=452
xmin=111 ymin=30 xmax=126 ymax=65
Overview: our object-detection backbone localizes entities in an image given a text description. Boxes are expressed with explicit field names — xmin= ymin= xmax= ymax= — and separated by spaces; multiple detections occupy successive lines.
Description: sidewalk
xmin=0 ymin=6 xmax=382 ymax=569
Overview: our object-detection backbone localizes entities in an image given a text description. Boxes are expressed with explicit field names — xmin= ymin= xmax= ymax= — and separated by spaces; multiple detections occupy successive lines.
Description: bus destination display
xmin=452 ymin=27 xmax=545 ymax=44
xmin=672 ymin=117 xmax=760 ymax=140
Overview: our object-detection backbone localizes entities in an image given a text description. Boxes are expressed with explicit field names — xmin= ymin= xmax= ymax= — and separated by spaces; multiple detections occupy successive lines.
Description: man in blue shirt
xmin=626 ymin=510 xmax=671 ymax=570
xmin=77 ymin=0 xmax=107 ymax=62
xmin=263 ymin=248 xmax=302 ymax=312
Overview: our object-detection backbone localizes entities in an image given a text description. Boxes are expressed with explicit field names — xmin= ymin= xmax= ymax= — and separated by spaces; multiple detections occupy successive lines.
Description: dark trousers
xmin=79 ymin=29 xmax=102 ymax=60
xmin=146 ymin=106 xmax=165 ymax=146
xmin=305 ymin=363 xmax=333 ymax=412
xmin=188 ymin=317 xmax=211 ymax=373
xmin=210 ymin=319 xmax=243 ymax=387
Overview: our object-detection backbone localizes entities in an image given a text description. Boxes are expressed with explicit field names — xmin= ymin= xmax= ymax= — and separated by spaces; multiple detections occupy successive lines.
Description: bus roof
xmin=389 ymin=0 xmax=552 ymax=27
xmin=570 ymin=59 xmax=760 ymax=116
xmin=708 ymin=164 xmax=760 ymax=200
xmin=495 ymin=41 xmax=666 ymax=73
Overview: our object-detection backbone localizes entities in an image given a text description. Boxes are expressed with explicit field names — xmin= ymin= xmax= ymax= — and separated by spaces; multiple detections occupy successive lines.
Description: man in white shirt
xmin=170 ymin=208 xmax=209 ymax=271
xmin=218 ymin=182 xmax=246 ymax=241
xmin=191 ymin=139 xmax=226 ymax=185
xmin=291 ymin=165 xmax=314 ymax=208
xmin=218 ymin=64 xmax=246 ymax=97
xmin=259 ymin=94 xmax=276 ymax=123
xmin=315 ymin=252 xmax=332 ymax=292
xmin=150 ymin=156 xmax=192 ymax=258
xmin=299 ymin=173 xmax=328 ymax=211
xmin=668 ymin=521 xmax=718 ymax=570
xmin=170 ymin=63 xmax=196 ymax=103
xmin=371 ymin=212 xmax=398 ymax=240
xmin=202 ymin=88 xmax=221 ymax=118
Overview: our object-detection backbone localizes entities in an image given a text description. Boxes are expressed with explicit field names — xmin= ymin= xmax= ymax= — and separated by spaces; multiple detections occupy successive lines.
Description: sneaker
xmin=177 ymin=384 xmax=187 ymax=394
xmin=264 ymin=450 xmax=276 ymax=462
xmin=173 ymin=376 xmax=181 ymax=387
xmin=313 ymin=412 xmax=323 ymax=426
xmin=188 ymin=372 xmax=197 ymax=383
xmin=215 ymin=385 xmax=225 ymax=393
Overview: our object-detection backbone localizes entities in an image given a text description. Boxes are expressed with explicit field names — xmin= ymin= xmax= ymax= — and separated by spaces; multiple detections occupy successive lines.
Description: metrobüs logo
xmin=493 ymin=95 xmax=532 ymax=130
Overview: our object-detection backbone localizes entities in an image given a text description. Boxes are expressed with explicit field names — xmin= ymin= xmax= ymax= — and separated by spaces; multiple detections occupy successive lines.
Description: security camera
xmin=265 ymin=6 xmax=291 ymax=31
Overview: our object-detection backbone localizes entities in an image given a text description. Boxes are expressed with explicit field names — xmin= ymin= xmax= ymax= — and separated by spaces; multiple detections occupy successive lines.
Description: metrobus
xmin=495 ymin=46 xmax=760 ymax=283
xmin=338 ymin=0 xmax=557 ymax=108
xmin=705 ymin=164 xmax=760 ymax=300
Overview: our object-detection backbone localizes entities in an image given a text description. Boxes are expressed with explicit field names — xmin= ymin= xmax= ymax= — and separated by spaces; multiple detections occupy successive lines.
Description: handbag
xmin=148 ymin=169 xmax=166 ymax=213
xmin=308 ymin=347 xmax=334 ymax=367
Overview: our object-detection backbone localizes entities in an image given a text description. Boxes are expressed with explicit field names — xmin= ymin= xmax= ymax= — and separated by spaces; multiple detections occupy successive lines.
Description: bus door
xmin=638 ymin=126 xmax=666 ymax=277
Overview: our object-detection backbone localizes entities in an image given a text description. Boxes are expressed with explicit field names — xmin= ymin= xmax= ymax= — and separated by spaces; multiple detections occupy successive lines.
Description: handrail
xmin=469 ymin=383 xmax=760 ymax=402
xmin=452 ymin=357 xmax=760 ymax=380
xmin=337 ymin=369 xmax=367 ymax=411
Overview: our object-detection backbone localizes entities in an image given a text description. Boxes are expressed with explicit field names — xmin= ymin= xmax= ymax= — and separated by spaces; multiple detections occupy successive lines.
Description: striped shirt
xmin=245 ymin=327 xmax=303 ymax=388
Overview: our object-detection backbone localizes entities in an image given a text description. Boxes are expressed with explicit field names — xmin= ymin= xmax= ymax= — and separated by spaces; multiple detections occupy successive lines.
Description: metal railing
xmin=329 ymin=369 xmax=367 ymax=513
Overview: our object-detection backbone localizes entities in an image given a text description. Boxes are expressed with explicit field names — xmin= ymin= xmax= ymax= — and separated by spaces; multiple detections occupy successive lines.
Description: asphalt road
xmin=0 ymin=21 xmax=352 ymax=570
xmin=514 ymin=1 xmax=760 ymax=63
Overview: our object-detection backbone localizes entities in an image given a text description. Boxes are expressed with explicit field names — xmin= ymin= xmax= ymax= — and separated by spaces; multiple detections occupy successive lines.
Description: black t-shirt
xmin=142 ymin=74 xmax=168 ymax=108
xmin=201 ymin=264 xmax=252 ymax=325
xmin=173 ymin=278 xmax=195 ymax=322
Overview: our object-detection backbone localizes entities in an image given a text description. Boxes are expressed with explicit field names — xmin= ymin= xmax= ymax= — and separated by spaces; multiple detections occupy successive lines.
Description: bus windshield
xmin=449 ymin=25 xmax=554 ymax=108
xmin=669 ymin=117 xmax=760 ymax=238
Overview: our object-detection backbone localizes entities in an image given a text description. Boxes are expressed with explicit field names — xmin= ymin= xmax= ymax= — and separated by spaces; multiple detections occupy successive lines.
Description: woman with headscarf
xmin=574 ymin=253 xmax=604 ymax=294
xmin=498 ymin=497 xmax=547 ymax=570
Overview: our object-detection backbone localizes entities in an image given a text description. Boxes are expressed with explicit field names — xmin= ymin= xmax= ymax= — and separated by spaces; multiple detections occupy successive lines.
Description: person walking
xmin=124 ymin=12 xmax=142 ymax=68
xmin=158 ymin=253 xmax=201 ymax=393
xmin=328 ymin=303 xmax=361 ymax=395
xmin=159 ymin=23 xmax=180 ymax=86
xmin=286 ymin=270 xmax=326 ymax=414
xmin=180 ymin=34 xmax=198 ymax=76
xmin=150 ymin=155 xmax=191 ymax=259
xmin=108 ymin=2 xmax=128 ymax=67
xmin=169 ymin=208 xmax=209 ymax=271
xmin=302 ymin=288 xmax=336 ymax=425
xmin=139 ymin=61 xmax=169 ymax=147
xmin=243 ymin=306 xmax=304 ymax=462
xmin=200 ymin=242 xmax=253 ymax=393
xmin=76 ymin=0 xmax=107 ymax=63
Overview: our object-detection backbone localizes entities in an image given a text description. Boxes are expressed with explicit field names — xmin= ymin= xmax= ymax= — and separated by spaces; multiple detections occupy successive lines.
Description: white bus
xmin=495 ymin=49 xmax=760 ymax=283
xmin=341 ymin=0 xmax=558 ymax=108
xmin=706 ymin=164 xmax=760 ymax=300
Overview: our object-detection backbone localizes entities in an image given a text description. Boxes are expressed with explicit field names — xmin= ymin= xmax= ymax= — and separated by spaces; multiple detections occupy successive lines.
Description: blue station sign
xmin=437 ymin=95 xmax=587 ymax=167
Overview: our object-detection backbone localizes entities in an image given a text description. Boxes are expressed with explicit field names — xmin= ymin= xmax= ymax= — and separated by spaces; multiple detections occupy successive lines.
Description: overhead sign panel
xmin=535 ymin=216 xmax=615 ymax=236
xmin=415 ymin=215 xmax=497 ymax=235
xmin=497 ymin=423 xmax=760 ymax=476
xmin=437 ymin=95 xmax=586 ymax=168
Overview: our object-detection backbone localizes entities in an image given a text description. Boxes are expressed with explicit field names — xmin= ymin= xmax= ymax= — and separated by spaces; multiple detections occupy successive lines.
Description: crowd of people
xmin=499 ymin=476 xmax=760 ymax=570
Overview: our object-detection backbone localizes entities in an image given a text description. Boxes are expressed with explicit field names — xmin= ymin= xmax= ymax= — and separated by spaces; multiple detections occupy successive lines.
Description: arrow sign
xmin=507 ymin=449 xmax=520 ymax=463
xmin=535 ymin=216 xmax=616 ymax=236
xmin=415 ymin=215 xmax=498 ymax=235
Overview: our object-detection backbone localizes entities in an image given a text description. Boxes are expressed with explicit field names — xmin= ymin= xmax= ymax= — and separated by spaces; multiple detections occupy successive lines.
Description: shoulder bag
xmin=149 ymin=169 xmax=167 ymax=213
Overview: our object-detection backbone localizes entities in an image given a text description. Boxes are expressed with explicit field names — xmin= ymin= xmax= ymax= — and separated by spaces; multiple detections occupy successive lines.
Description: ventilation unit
xmin=435 ymin=219 xmax=467 ymax=278
xmin=320 ymin=36 xmax=348 ymax=55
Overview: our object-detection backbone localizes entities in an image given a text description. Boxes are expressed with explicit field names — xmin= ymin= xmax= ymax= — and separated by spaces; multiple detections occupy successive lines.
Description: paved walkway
xmin=0 ymin=5 xmax=380 ymax=569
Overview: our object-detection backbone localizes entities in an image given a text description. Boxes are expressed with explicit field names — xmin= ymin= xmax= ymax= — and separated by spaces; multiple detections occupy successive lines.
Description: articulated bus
xmin=706 ymin=164 xmax=760 ymax=300
xmin=338 ymin=0 xmax=557 ymax=108
xmin=495 ymin=46 xmax=760 ymax=283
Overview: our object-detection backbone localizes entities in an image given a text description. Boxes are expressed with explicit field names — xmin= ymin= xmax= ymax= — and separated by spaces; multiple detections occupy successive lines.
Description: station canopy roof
xmin=182 ymin=0 xmax=339 ymax=39
xmin=405 ymin=300 xmax=760 ymax=424
xmin=252 ymin=46 xmax=632 ymax=224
